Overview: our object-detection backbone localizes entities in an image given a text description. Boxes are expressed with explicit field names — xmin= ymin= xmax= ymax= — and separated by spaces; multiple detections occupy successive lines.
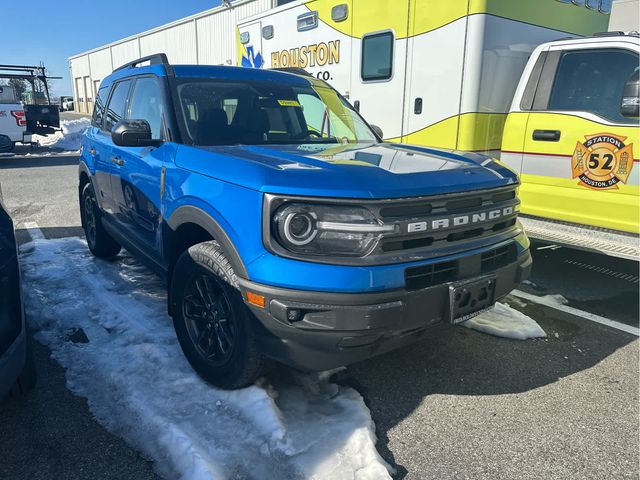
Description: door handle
xmin=532 ymin=130 xmax=561 ymax=142
xmin=111 ymin=156 xmax=125 ymax=166
xmin=414 ymin=97 xmax=423 ymax=115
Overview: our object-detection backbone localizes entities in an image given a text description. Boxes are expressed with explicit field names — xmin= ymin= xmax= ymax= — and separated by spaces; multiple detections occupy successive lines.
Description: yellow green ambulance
xmin=237 ymin=0 xmax=639 ymax=258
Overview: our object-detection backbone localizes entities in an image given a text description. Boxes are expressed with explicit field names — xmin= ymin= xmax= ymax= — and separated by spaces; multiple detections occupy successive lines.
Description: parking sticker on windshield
xmin=572 ymin=133 xmax=635 ymax=190
xmin=277 ymin=99 xmax=301 ymax=107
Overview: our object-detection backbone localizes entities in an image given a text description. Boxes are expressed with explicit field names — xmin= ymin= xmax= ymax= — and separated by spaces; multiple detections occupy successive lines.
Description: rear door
xmin=518 ymin=42 xmax=639 ymax=233
xmin=348 ymin=0 xmax=410 ymax=141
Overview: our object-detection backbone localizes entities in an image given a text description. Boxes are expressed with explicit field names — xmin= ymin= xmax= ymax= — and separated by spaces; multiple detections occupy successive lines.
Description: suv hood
xmin=178 ymin=142 xmax=518 ymax=199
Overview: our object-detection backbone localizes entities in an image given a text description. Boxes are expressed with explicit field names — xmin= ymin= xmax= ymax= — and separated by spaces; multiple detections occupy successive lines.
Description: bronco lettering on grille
xmin=407 ymin=207 xmax=514 ymax=233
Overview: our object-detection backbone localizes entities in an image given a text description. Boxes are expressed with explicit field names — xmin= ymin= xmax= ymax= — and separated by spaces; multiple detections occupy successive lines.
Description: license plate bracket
xmin=448 ymin=276 xmax=496 ymax=324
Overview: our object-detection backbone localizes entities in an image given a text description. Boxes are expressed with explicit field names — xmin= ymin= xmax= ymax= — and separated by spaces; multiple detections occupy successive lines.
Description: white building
xmin=68 ymin=0 xmax=281 ymax=114
xmin=608 ymin=0 xmax=640 ymax=32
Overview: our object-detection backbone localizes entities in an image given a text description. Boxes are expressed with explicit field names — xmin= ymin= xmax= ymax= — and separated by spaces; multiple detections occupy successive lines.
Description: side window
xmin=361 ymin=32 xmax=394 ymax=82
xmin=298 ymin=93 xmax=326 ymax=133
xmin=104 ymin=80 xmax=132 ymax=132
xmin=128 ymin=77 xmax=165 ymax=139
xmin=547 ymin=48 xmax=639 ymax=124
xmin=92 ymin=86 xmax=110 ymax=128
xmin=298 ymin=92 xmax=373 ymax=140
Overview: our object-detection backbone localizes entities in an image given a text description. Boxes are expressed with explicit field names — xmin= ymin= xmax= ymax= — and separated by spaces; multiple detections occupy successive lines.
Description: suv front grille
xmin=405 ymin=243 xmax=518 ymax=291
xmin=405 ymin=259 xmax=457 ymax=291
xmin=373 ymin=186 xmax=520 ymax=263
xmin=481 ymin=244 xmax=517 ymax=273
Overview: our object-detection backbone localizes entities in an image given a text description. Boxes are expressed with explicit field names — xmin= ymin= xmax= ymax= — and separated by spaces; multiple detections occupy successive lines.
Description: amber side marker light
xmin=245 ymin=292 xmax=266 ymax=308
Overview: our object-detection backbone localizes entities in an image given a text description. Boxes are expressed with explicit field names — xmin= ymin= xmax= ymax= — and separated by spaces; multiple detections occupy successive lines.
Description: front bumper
xmin=239 ymin=248 xmax=532 ymax=371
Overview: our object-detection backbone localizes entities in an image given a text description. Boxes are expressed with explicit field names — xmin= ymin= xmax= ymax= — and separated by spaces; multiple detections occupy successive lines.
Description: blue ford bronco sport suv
xmin=79 ymin=54 xmax=531 ymax=389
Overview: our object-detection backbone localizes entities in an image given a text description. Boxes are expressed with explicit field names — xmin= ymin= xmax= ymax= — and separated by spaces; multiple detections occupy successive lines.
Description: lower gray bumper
xmin=239 ymin=250 xmax=532 ymax=371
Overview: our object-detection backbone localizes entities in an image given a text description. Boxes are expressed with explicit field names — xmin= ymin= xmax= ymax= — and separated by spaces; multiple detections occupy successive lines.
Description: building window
xmin=361 ymin=32 xmax=394 ymax=82
xmin=548 ymin=48 xmax=639 ymax=124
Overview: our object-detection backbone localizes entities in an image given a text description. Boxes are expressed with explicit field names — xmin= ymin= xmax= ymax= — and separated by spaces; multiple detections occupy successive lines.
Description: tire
xmin=0 ymin=135 xmax=14 ymax=153
xmin=81 ymin=183 xmax=121 ymax=258
xmin=171 ymin=241 xmax=264 ymax=389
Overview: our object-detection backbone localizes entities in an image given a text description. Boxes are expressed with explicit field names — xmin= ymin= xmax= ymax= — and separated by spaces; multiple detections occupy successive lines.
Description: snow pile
xmin=539 ymin=294 xmax=569 ymax=306
xmin=461 ymin=302 xmax=547 ymax=340
xmin=20 ymin=237 xmax=392 ymax=480
xmin=32 ymin=117 xmax=90 ymax=151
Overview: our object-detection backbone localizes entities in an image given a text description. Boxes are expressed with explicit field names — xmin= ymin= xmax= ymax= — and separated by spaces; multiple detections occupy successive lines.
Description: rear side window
xmin=104 ymin=80 xmax=132 ymax=132
xmin=128 ymin=77 xmax=165 ymax=140
xmin=92 ymin=86 xmax=110 ymax=128
xmin=548 ymin=48 xmax=639 ymax=124
xmin=361 ymin=32 xmax=394 ymax=82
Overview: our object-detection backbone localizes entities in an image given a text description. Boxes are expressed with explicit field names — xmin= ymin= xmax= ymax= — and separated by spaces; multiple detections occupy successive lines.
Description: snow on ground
xmin=31 ymin=117 xmax=90 ymax=151
xmin=461 ymin=302 xmax=547 ymax=340
xmin=20 ymin=237 xmax=392 ymax=480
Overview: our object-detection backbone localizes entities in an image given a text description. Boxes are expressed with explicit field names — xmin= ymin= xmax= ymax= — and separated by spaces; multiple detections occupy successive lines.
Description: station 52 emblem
xmin=572 ymin=133 xmax=635 ymax=190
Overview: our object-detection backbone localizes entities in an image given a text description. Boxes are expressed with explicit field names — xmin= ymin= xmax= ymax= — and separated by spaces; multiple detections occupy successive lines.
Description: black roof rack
xmin=593 ymin=31 xmax=640 ymax=37
xmin=0 ymin=64 xmax=61 ymax=104
xmin=593 ymin=31 xmax=626 ymax=37
xmin=114 ymin=53 xmax=174 ymax=75
xmin=270 ymin=67 xmax=313 ymax=77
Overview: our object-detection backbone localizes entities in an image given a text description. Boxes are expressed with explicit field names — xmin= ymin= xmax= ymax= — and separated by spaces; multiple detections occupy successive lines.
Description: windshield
xmin=176 ymin=78 xmax=378 ymax=146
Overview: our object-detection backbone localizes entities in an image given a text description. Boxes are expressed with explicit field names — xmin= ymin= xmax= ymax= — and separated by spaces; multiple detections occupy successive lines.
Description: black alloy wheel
xmin=83 ymin=193 xmax=97 ymax=249
xmin=182 ymin=273 xmax=236 ymax=366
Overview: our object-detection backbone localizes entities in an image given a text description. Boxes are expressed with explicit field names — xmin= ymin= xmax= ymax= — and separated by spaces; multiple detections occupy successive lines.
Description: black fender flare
xmin=165 ymin=205 xmax=249 ymax=279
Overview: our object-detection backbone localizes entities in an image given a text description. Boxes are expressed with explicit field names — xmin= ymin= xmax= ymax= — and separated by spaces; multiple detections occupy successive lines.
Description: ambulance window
xmin=361 ymin=32 xmax=394 ymax=82
xmin=547 ymin=48 xmax=639 ymax=125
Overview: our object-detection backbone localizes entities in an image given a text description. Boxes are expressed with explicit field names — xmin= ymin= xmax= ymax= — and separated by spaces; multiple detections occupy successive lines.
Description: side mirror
xmin=370 ymin=124 xmax=384 ymax=140
xmin=112 ymin=119 xmax=162 ymax=147
xmin=621 ymin=71 xmax=639 ymax=118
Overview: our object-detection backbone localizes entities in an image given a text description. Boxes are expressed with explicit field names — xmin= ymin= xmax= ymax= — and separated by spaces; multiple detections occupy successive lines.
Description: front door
xmin=348 ymin=0 xmax=410 ymax=141
xmin=519 ymin=43 xmax=639 ymax=233
xmin=110 ymin=76 xmax=167 ymax=256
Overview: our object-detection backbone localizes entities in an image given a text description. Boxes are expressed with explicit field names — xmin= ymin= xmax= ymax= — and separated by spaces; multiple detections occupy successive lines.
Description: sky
xmin=2 ymin=0 xmax=221 ymax=97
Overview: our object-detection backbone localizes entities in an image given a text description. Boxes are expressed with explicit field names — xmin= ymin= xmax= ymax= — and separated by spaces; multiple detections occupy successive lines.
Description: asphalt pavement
xmin=0 ymin=148 xmax=637 ymax=480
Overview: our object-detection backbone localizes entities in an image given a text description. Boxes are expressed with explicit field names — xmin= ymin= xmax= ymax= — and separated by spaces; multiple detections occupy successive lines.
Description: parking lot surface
xmin=0 ymin=150 xmax=637 ymax=479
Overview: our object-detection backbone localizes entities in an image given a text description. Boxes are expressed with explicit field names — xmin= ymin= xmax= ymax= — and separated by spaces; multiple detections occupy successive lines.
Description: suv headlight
xmin=270 ymin=202 xmax=395 ymax=257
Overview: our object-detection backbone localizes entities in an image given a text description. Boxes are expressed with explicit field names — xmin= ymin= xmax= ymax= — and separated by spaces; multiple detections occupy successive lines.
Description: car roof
xmin=101 ymin=63 xmax=315 ymax=89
